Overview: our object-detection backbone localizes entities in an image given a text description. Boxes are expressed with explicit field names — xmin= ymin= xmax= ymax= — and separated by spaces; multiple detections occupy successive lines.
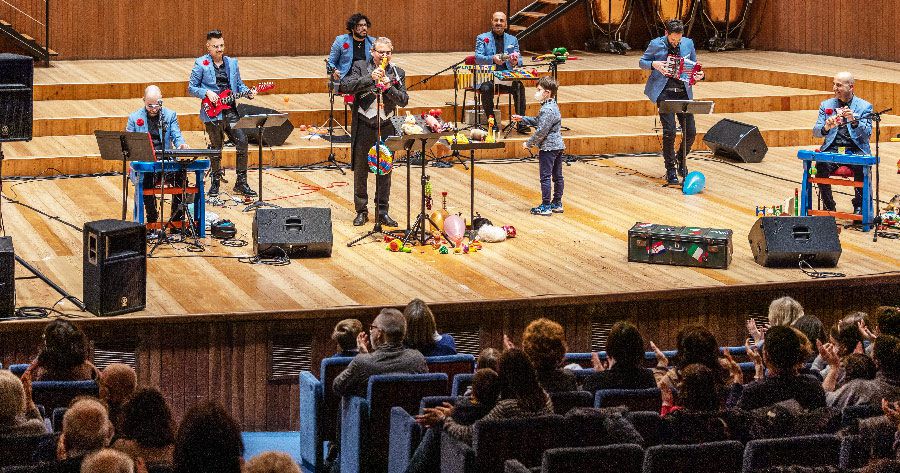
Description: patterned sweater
xmin=522 ymin=99 xmax=564 ymax=151
xmin=442 ymin=396 xmax=555 ymax=444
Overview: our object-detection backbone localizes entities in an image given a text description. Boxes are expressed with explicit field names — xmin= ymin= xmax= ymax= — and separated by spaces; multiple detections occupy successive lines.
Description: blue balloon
xmin=682 ymin=171 xmax=706 ymax=195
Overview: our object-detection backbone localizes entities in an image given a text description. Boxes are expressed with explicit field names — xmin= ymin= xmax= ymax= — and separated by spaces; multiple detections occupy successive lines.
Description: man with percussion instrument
xmin=340 ymin=36 xmax=408 ymax=227
xmin=126 ymin=85 xmax=190 ymax=237
xmin=189 ymin=29 xmax=258 ymax=198
xmin=812 ymin=71 xmax=873 ymax=214
xmin=640 ymin=19 xmax=705 ymax=185
xmin=476 ymin=12 xmax=529 ymax=134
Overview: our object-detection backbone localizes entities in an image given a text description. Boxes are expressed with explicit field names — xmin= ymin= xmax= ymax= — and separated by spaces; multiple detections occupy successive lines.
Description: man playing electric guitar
xmin=340 ymin=36 xmax=408 ymax=227
xmin=188 ymin=29 xmax=257 ymax=197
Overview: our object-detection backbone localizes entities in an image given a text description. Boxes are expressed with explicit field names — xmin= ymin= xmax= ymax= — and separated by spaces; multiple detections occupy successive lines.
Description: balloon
xmin=443 ymin=215 xmax=466 ymax=246
xmin=682 ymin=171 xmax=706 ymax=195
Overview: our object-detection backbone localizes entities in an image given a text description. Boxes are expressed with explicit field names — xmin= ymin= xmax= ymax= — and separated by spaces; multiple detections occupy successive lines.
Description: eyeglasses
xmin=369 ymin=324 xmax=382 ymax=332
xmin=375 ymin=50 xmax=392 ymax=55
xmin=145 ymin=103 xmax=161 ymax=109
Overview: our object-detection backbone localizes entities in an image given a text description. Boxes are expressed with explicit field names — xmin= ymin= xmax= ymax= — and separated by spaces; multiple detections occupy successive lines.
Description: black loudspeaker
xmin=253 ymin=207 xmax=333 ymax=258
xmin=237 ymin=103 xmax=294 ymax=146
xmin=0 ymin=53 xmax=34 ymax=142
xmin=748 ymin=216 xmax=841 ymax=267
xmin=0 ymin=237 xmax=14 ymax=317
xmin=703 ymin=118 xmax=767 ymax=163
xmin=83 ymin=220 xmax=147 ymax=316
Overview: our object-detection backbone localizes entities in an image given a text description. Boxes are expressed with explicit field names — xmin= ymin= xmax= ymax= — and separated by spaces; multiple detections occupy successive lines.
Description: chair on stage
xmin=131 ymin=159 xmax=210 ymax=237
xmin=798 ymin=149 xmax=877 ymax=231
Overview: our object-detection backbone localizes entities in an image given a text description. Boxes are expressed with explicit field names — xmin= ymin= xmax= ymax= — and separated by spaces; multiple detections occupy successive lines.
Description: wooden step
xmin=518 ymin=12 xmax=548 ymax=18
xmin=508 ymin=25 xmax=526 ymax=32
xmin=537 ymin=0 xmax=568 ymax=4
xmin=0 ymin=19 xmax=11 ymax=27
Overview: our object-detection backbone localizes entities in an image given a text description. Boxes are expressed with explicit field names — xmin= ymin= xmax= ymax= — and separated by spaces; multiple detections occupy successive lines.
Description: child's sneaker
xmin=530 ymin=203 xmax=552 ymax=216
xmin=550 ymin=202 xmax=564 ymax=213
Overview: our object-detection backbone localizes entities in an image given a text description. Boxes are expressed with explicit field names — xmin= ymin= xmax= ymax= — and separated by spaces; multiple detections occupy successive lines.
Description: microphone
xmin=157 ymin=99 xmax=163 ymax=107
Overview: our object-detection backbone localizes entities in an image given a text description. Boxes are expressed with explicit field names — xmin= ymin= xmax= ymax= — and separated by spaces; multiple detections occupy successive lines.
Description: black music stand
xmin=234 ymin=113 xmax=288 ymax=212
xmin=658 ymin=99 xmax=714 ymax=184
xmin=451 ymin=141 xmax=504 ymax=239
xmin=95 ymin=130 xmax=155 ymax=220
xmin=307 ymin=76 xmax=351 ymax=173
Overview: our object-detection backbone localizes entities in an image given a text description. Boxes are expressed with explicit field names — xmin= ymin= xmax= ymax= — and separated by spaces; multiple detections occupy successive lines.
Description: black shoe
xmin=353 ymin=212 xmax=368 ymax=226
xmin=516 ymin=125 xmax=532 ymax=135
xmin=208 ymin=179 xmax=220 ymax=197
xmin=379 ymin=214 xmax=398 ymax=227
xmin=233 ymin=179 xmax=257 ymax=198
xmin=676 ymin=162 xmax=688 ymax=179
xmin=853 ymin=206 xmax=862 ymax=215
xmin=665 ymin=170 xmax=680 ymax=185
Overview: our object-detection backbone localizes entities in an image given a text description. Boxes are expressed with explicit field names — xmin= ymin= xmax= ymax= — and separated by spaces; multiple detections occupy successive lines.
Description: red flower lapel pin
xmin=203 ymin=59 xmax=210 ymax=66
xmin=136 ymin=118 xmax=144 ymax=126
xmin=343 ymin=42 xmax=350 ymax=49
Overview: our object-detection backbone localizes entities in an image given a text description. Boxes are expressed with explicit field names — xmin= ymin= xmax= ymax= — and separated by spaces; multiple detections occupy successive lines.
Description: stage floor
xmin=6 ymin=143 xmax=899 ymax=318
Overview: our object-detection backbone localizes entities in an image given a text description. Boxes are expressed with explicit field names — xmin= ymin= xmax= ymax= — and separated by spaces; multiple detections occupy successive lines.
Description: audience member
xmin=430 ymin=349 xmax=553 ymax=444
xmin=0 ymin=368 xmax=48 ymax=436
xmin=409 ymin=368 xmax=500 ymax=473
xmin=735 ymin=326 xmax=825 ymax=410
xmin=80 ymin=448 xmax=135 ymax=473
xmin=861 ymin=459 xmax=900 ymax=473
xmin=827 ymin=335 xmax=900 ymax=408
xmin=333 ymin=308 xmax=428 ymax=398
xmin=521 ymin=318 xmax=577 ymax=392
xmin=331 ymin=319 xmax=363 ymax=358
xmin=403 ymin=299 xmax=457 ymax=357
xmin=172 ymin=402 xmax=243 ymax=473
xmin=25 ymin=320 xmax=99 ymax=382
xmin=51 ymin=398 xmax=114 ymax=473
xmin=813 ymin=322 xmax=865 ymax=379
xmin=652 ymin=325 xmax=732 ymax=392
xmin=476 ymin=348 xmax=500 ymax=372
xmin=793 ymin=313 xmax=827 ymax=349
xmin=660 ymin=363 xmax=748 ymax=444
xmin=99 ymin=364 xmax=137 ymax=430
xmin=747 ymin=296 xmax=804 ymax=343
xmin=582 ymin=321 xmax=656 ymax=392
xmin=875 ymin=306 xmax=900 ymax=337
xmin=112 ymin=388 xmax=176 ymax=468
xmin=243 ymin=451 xmax=300 ymax=473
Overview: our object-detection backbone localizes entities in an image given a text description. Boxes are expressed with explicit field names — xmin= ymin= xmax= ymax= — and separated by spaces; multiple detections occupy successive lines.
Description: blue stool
xmin=131 ymin=159 xmax=209 ymax=237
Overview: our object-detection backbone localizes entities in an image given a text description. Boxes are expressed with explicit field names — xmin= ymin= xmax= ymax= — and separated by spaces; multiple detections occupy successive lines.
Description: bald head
xmin=491 ymin=12 xmax=507 ymax=35
xmin=80 ymin=449 xmax=134 ymax=473
xmin=143 ymin=85 xmax=163 ymax=116
xmin=100 ymin=363 xmax=136 ymax=405
xmin=832 ymin=72 xmax=855 ymax=102
xmin=63 ymin=398 xmax=112 ymax=457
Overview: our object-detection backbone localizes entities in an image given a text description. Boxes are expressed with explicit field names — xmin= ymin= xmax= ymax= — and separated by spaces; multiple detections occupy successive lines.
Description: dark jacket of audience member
xmin=28 ymin=319 xmax=99 ymax=382
xmin=522 ymin=318 xmax=577 ymax=393
xmin=403 ymin=299 xmax=457 ymax=357
xmin=583 ymin=321 xmax=656 ymax=392
xmin=173 ymin=402 xmax=243 ymax=473
xmin=113 ymin=387 xmax=176 ymax=468
xmin=736 ymin=326 xmax=826 ymax=411
xmin=333 ymin=309 xmax=428 ymax=398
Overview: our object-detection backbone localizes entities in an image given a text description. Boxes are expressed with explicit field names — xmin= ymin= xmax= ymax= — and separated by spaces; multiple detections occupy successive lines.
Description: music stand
xmin=95 ymin=130 xmax=156 ymax=220
xmin=233 ymin=113 xmax=289 ymax=212
xmin=658 ymin=99 xmax=714 ymax=182
xmin=451 ymin=141 xmax=504 ymax=239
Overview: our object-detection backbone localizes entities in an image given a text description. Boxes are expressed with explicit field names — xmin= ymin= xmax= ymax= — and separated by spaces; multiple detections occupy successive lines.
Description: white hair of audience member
xmin=0 ymin=370 xmax=27 ymax=419
xmin=80 ymin=448 xmax=134 ymax=473
xmin=768 ymin=296 xmax=804 ymax=327
xmin=243 ymin=451 xmax=301 ymax=473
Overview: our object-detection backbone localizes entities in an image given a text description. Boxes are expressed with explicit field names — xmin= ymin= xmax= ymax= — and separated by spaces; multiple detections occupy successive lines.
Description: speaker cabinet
xmin=0 ymin=237 xmax=13 ymax=317
xmin=237 ymin=103 xmax=294 ymax=146
xmin=253 ymin=207 xmax=333 ymax=258
xmin=83 ymin=220 xmax=146 ymax=316
xmin=0 ymin=53 xmax=34 ymax=142
xmin=748 ymin=216 xmax=841 ymax=267
xmin=703 ymin=118 xmax=767 ymax=163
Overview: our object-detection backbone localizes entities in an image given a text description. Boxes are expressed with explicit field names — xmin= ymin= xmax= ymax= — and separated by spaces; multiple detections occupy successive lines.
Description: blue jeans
xmin=539 ymin=149 xmax=565 ymax=205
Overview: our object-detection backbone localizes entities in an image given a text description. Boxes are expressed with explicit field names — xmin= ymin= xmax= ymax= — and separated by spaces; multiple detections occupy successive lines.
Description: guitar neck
xmin=223 ymin=88 xmax=253 ymax=104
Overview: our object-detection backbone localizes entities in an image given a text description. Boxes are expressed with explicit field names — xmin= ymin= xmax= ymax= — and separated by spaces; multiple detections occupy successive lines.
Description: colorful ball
xmin=367 ymin=144 xmax=393 ymax=175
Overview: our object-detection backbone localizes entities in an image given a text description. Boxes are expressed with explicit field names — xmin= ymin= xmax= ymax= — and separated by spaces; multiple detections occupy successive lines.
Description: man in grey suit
xmin=333 ymin=308 xmax=428 ymax=398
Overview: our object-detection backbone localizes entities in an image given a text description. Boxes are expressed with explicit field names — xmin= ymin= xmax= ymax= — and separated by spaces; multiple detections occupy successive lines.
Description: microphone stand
xmin=842 ymin=107 xmax=891 ymax=240
xmin=410 ymin=59 xmax=470 ymax=170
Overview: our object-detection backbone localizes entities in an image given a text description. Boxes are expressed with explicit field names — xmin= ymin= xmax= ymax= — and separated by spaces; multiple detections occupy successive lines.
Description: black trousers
xmin=142 ymin=167 xmax=187 ymax=223
xmin=815 ymin=161 xmax=864 ymax=211
xmin=351 ymin=118 xmax=394 ymax=215
xmin=657 ymin=88 xmax=696 ymax=172
xmin=204 ymin=114 xmax=249 ymax=176
xmin=479 ymin=80 xmax=526 ymax=122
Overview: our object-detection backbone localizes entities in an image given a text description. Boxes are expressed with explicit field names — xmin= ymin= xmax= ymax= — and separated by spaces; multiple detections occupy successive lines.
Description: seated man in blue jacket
xmin=639 ymin=19 xmax=704 ymax=185
xmin=812 ymin=71 xmax=873 ymax=214
xmin=327 ymin=13 xmax=375 ymax=81
xmin=476 ymin=12 xmax=528 ymax=134
xmin=188 ymin=29 xmax=257 ymax=198
xmin=126 ymin=85 xmax=189 ymax=236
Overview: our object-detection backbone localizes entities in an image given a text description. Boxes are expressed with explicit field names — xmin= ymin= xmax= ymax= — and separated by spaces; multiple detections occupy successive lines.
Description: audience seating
xmin=505 ymin=444 xmax=645 ymax=473
xmin=7 ymin=364 xmax=27 ymax=377
xmin=30 ymin=380 xmax=98 ymax=412
xmin=742 ymin=434 xmax=842 ymax=472
xmin=387 ymin=396 xmax=460 ymax=473
xmin=341 ymin=373 xmax=448 ymax=473
xmin=426 ymin=355 xmax=476 ymax=392
xmin=50 ymin=408 xmax=65 ymax=433
xmin=625 ymin=411 xmax=668 ymax=447
xmin=841 ymin=403 xmax=881 ymax=427
xmin=547 ymin=391 xmax=593 ymax=415
xmin=299 ymin=356 xmax=353 ymax=473
xmin=0 ymin=434 xmax=55 ymax=468
xmin=451 ymin=373 xmax=474 ymax=397
xmin=441 ymin=414 xmax=568 ymax=473
xmin=643 ymin=440 xmax=744 ymax=473
xmin=594 ymin=388 xmax=662 ymax=412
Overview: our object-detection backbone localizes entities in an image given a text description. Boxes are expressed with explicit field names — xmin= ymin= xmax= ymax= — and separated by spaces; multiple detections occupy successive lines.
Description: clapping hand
xmin=722 ymin=349 xmax=744 ymax=385
xmin=816 ymin=340 xmax=841 ymax=367
xmin=649 ymin=341 xmax=669 ymax=368
xmin=356 ymin=331 xmax=370 ymax=354
xmin=591 ymin=351 xmax=609 ymax=372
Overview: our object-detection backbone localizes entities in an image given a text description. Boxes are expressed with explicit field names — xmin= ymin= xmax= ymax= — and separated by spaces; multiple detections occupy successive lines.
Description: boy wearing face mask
xmin=512 ymin=76 xmax=565 ymax=216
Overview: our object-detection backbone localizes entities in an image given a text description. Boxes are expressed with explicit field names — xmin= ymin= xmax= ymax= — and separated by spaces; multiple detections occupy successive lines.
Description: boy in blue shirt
xmin=513 ymin=76 xmax=565 ymax=215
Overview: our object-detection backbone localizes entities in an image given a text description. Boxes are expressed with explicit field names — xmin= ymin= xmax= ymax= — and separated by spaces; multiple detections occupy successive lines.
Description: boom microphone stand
xmin=306 ymin=61 xmax=350 ymax=174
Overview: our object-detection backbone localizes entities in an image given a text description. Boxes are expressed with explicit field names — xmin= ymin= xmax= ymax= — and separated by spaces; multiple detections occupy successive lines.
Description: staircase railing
xmin=0 ymin=0 xmax=51 ymax=63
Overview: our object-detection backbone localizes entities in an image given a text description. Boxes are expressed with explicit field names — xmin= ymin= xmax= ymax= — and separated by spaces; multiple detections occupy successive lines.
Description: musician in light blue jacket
xmin=812 ymin=72 xmax=873 ymax=213
xmin=126 ymin=85 xmax=188 ymax=228
xmin=188 ymin=29 xmax=256 ymax=197
xmin=639 ymin=20 xmax=704 ymax=185
xmin=327 ymin=13 xmax=375 ymax=80
xmin=475 ymin=12 xmax=528 ymax=133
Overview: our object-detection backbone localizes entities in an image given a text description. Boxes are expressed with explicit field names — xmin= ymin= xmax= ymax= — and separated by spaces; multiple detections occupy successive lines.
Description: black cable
xmin=799 ymin=259 xmax=845 ymax=279
xmin=239 ymin=245 xmax=290 ymax=266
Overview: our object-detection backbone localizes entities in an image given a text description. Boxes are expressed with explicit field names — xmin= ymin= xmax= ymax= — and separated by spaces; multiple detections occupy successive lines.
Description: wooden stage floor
xmin=5 ymin=143 xmax=900 ymax=320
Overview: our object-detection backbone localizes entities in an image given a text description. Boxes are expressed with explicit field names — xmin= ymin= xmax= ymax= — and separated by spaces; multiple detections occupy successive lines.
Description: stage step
xmin=5 ymin=111 xmax=900 ymax=177
xmin=30 ymin=82 xmax=831 ymax=138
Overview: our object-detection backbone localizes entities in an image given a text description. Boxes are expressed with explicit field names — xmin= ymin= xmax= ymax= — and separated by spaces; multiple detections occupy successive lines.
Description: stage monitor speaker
xmin=237 ymin=103 xmax=294 ymax=146
xmin=703 ymin=118 xmax=767 ymax=163
xmin=0 ymin=53 xmax=34 ymax=142
xmin=0 ymin=237 xmax=14 ymax=317
xmin=83 ymin=219 xmax=147 ymax=316
xmin=748 ymin=216 xmax=841 ymax=267
xmin=253 ymin=207 xmax=333 ymax=258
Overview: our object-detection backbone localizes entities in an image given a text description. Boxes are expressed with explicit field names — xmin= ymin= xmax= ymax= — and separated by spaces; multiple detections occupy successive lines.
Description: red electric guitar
xmin=201 ymin=81 xmax=275 ymax=118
